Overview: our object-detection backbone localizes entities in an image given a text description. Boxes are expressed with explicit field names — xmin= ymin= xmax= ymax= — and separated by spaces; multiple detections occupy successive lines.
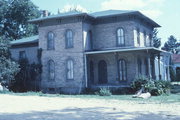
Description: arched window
xmin=67 ymin=59 xmax=74 ymax=80
xmin=137 ymin=28 xmax=140 ymax=45
xmin=48 ymin=60 xmax=55 ymax=81
xmin=118 ymin=59 xmax=127 ymax=81
xmin=137 ymin=58 xmax=142 ymax=75
xmin=65 ymin=30 xmax=73 ymax=48
xmin=117 ymin=28 xmax=125 ymax=46
xmin=47 ymin=32 xmax=54 ymax=50
xmin=98 ymin=60 xmax=107 ymax=84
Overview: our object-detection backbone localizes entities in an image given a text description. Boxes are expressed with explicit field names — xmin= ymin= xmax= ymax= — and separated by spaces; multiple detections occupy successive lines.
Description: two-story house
xmin=10 ymin=10 xmax=170 ymax=94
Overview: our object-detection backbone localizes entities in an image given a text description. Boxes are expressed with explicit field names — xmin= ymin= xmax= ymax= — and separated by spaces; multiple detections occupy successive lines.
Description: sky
xmin=31 ymin=0 xmax=180 ymax=45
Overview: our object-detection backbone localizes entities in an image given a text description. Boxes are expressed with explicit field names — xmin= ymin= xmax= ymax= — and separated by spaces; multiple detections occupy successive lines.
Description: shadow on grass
xmin=0 ymin=107 xmax=179 ymax=120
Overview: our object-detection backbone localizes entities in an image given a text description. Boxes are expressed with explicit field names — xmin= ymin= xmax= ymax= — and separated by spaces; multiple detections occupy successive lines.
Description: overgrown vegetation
xmin=0 ymin=0 xmax=41 ymax=40
xmin=131 ymin=76 xmax=171 ymax=96
xmin=9 ymin=58 xmax=42 ymax=92
xmin=0 ymin=36 xmax=19 ymax=88
xmin=95 ymin=87 xmax=112 ymax=96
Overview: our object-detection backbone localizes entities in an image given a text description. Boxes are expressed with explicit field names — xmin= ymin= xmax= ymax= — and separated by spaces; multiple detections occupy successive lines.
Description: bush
xmin=95 ymin=87 xmax=112 ymax=96
xmin=131 ymin=76 xmax=171 ymax=96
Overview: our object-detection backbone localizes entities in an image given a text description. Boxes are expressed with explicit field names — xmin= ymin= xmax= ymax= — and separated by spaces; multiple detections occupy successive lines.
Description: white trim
xmin=85 ymin=47 xmax=170 ymax=55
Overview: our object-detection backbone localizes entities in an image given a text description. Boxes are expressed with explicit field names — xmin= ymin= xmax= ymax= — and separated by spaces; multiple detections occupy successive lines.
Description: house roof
xmin=89 ymin=10 xmax=135 ymax=18
xmin=85 ymin=47 xmax=170 ymax=55
xmin=10 ymin=35 xmax=38 ymax=45
xmin=172 ymin=54 xmax=180 ymax=63
xmin=29 ymin=11 xmax=86 ymax=23
xmin=29 ymin=10 xmax=160 ymax=27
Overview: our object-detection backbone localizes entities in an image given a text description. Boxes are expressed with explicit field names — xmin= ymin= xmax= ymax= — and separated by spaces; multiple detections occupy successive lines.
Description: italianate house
xmin=10 ymin=10 xmax=170 ymax=94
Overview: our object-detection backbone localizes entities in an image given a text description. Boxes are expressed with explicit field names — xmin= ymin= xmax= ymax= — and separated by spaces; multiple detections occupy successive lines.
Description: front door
xmin=98 ymin=60 xmax=107 ymax=84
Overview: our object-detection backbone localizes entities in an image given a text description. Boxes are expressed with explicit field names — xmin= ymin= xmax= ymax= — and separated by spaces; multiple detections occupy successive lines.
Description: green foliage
xmin=153 ymin=29 xmax=161 ymax=48
xmin=162 ymin=35 xmax=179 ymax=53
xmin=0 ymin=36 xmax=19 ymax=86
xmin=0 ymin=0 xmax=41 ymax=40
xmin=131 ymin=76 xmax=171 ymax=96
xmin=95 ymin=87 xmax=112 ymax=96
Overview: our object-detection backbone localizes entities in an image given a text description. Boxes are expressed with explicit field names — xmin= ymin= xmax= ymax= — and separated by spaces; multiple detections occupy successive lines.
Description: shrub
xmin=131 ymin=76 xmax=171 ymax=96
xmin=131 ymin=76 xmax=155 ymax=92
xmin=95 ymin=87 xmax=112 ymax=96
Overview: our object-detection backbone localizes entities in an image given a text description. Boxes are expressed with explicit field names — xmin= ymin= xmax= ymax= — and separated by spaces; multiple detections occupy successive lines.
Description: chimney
xmin=42 ymin=10 xmax=49 ymax=17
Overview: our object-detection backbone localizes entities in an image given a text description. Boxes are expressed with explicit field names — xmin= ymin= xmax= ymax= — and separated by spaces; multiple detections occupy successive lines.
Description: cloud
xmin=60 ymin=4 xmax=88 ymax=13
xmin=101 ymin=0 xmax=147 ymax=10
xmin=101 ymin=0 xmax=164 ymax=19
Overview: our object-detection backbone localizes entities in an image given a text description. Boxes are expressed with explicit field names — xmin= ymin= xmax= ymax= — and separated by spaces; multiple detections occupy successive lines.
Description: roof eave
xmin=29 ymin=13 xmax=88 ymax=24
xmin=85 ymin=47 xmax=170 ymax=55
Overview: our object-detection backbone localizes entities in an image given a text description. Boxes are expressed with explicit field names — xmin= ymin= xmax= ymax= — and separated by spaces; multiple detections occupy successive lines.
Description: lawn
xmin=0 ymin=92 xmax=180 ymax=120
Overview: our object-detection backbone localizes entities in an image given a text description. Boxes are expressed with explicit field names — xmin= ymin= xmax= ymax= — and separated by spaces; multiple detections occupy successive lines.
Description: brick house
xmin=10 ymin=10 xmax=170 ymax=94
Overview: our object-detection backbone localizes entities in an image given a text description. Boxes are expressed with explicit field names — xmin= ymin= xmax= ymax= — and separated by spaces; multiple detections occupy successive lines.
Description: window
xmin=117 ymin=28 xmax=125 ymax=46
xmin=149 ymin=34 xmax=152 ymax=46
xmin=88 ymin=30 xmax=93 ymax=49
xmin=47 ymin=32 xmax=55 ymax=50
xmin=118 ymin=59 xmax=127 ymax=81
xmin=137 ymin=28 xmax=140 ymax=45
xmin=137 ymin=58 xmax=142 ymax=75
xmin=19 ymin=51 xmax=26 ymax=59
xmin=67 ymin=59 xmax=74 ymax=80
xmin=48 ymin=60 xmax=55 ymax=81
xmin=65 ymin=30 xmax=73 ymax=48
xmin=144 ymin=31 xmax=146 ymax=46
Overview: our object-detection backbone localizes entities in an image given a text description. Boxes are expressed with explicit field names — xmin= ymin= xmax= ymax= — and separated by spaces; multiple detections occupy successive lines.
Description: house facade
xmin=10 ymin=10 xmax=170 ymax=94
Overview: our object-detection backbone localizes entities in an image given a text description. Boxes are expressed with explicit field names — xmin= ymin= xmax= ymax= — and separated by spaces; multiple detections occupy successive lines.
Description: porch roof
xmin=85 ymin=47 xmax=170 ymax=55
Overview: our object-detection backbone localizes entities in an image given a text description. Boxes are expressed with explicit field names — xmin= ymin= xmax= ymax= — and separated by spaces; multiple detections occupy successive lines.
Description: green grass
xmin=1 ymin=91 xmax=180 ymax=104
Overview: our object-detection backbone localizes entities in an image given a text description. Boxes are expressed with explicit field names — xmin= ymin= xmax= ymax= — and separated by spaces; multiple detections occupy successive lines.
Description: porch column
xmin=147 ymin=55 xmax=152 ymax=78
xmin=151 ymin=54 xmax=156 ymax=79
xmin=158 ymin=54 xmax=162 ymax=80
xmin=115 ymin=52 xmax=119 ymax=81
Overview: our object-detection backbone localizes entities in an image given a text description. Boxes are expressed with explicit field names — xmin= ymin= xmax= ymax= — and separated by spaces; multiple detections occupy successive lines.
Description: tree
xmin=0 ymin=0 xmax=40 ymax=40
xmin=162 ymin=35 xmax=179 ymax=53
xmin=0 ymin=36 xmax=19 ymax=86
xmin=153 ymin=29 xmax=161 ymax=48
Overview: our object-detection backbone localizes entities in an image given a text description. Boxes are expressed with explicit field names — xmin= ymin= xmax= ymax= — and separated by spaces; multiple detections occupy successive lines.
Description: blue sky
xmin=31 ymin=0 xmax=180 ymax=45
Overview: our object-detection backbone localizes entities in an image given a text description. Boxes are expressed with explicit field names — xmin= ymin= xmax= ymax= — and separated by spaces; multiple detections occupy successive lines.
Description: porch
xmin=84 ymin=47 xmax=170 ymax=88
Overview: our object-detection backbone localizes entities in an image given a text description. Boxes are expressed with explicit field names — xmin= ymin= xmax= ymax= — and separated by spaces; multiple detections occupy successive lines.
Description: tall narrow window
xmin=67 ymin=59 xmax=74 ymax=80
xmin=48 ymin=60 xmax=55 ymax=81
xmin=19 ymin=51 xmax=26 ymax=59
xmin=65 ymin=30 xmax=73 ymax=48
xmin=117 ymin=28 xmax=125 ymax=46
xmin=89 ymin=30 xmax=93 ymax=49
xmin=137 ymin=58 xmax=142 ymax=75
xmin=144 ymin=31 xmax=146 ymax=46
xmin=47 ymin=32 xmax=54 ymax=50
xmin=149 ymin=34 xmax=152 ymax=46
xmin=137 ymin=28 xmax=140 ymax=45
xmin=119 ymin=59 xmax=127 ymax=81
